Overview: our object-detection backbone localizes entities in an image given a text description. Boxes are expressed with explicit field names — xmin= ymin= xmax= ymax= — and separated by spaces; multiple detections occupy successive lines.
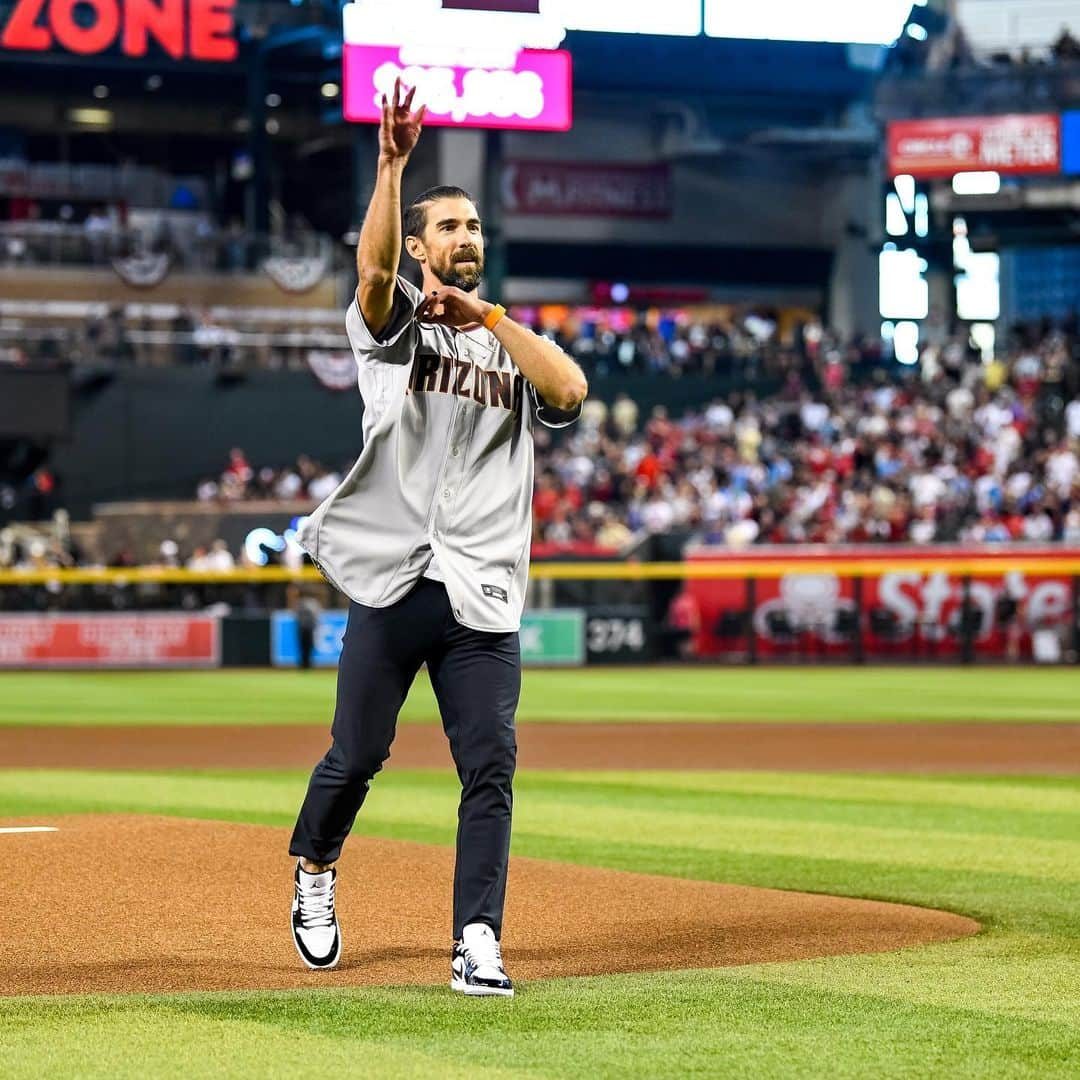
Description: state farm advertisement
xmin=887 ymin=114 xmax=1061 ymax=178
xmin=0 ymin=614 xmax=220 ymax=668
xmin=684 ymin=547 xmax=1076 ymax=660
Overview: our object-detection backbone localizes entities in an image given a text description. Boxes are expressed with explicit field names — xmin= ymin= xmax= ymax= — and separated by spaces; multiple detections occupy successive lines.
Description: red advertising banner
xmin=501 ymin=161 xmax=673 ymax=218
xmin=1 ymin=0 xmax=237 ymax=61
xmin=684 ymin=546 xmax=1077 ymax=660
xmin=0 ymin=614 xmax=220 ymax=668
xmin=887 ymin=114 xmax=1061 ymax=178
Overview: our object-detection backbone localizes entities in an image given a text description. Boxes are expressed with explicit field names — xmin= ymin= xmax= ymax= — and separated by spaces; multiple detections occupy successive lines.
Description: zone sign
xmin=1 ymin=0 xmax=237 ymax=61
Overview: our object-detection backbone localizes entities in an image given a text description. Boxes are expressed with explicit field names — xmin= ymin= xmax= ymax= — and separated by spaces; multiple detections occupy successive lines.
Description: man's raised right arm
xmin=357 ymin=78 xmax=426 ymax=339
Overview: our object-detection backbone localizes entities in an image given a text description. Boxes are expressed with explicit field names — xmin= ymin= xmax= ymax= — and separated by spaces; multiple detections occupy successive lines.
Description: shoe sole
xmin=291 ymin=916 xmax=342 ymax=971
xmin=450 ymin=977 xmax=514 ymax=998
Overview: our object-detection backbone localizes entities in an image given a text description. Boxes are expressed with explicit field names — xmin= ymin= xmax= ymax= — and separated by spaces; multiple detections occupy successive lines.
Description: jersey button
xmin=442 ymin=489 xmax=451 ymax=499
xmin=451 ymin=446 xmax=460 ymax=457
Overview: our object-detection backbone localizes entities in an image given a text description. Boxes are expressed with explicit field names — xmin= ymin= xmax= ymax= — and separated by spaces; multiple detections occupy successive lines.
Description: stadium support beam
xmin=245 ymin=48 xmax=270 ymax=237
xmin=483 ymin=129 xmax=506 ymax=304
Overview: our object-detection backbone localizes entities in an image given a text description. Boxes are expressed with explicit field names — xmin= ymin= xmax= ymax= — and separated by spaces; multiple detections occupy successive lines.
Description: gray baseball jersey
xmin=298 ymin=275 xmax=580 ymax=632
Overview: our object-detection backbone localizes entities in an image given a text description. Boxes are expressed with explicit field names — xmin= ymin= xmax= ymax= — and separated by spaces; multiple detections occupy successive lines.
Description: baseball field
xmin=1 ymin=667 xmax=1078 ymax=1078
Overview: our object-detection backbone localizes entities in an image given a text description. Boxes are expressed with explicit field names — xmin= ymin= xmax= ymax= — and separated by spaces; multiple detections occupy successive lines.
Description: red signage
xmin=684 ymin=547 xmax=1076 ymax=661
xmin=0 ymin=614 xmax=220 ymax=667
xmin=1 ymin=0 xmax=236 ymax=60
xmin=502 ymin=161 xmax=673 ymax=218
xmin=343 ymin=45 xmax=571 ymax=132
xmin=887 ymin=114 xmax=1061 ymax=178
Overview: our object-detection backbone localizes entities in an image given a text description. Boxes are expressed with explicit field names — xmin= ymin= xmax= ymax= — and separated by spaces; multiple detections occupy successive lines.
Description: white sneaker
xmin=450 ymin=923 xmax=514 ymax=997
xmin=291 ymin=861 xmax=341 ymax=970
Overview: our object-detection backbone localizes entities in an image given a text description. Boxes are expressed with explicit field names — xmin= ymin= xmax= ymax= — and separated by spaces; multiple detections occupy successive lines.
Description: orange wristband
xmin=483 ymin=304 xmax=507 ymax=332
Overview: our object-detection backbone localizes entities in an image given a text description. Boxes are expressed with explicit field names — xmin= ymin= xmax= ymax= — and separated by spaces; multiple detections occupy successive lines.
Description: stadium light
xmin=321 ymin=82 xmax=340 ymax=98
xmin=552 ymin=0 xmax=701 ymax=36
xmin=885 ymin=193 xmax=908 ymax=236
xmin=705 ymin=0 xmax=915 ymax=45
xmin=894 ymin=321 xmax=919 ymax=365
xmin=68 ymin=107 xmax=112 ymax=127
xmin=913 ymin=193 xmax=929 ymax=237
xmin=893 ymin=173 xmax=916 ymax=213
xmin=880 ymin=248 xmax=928 ymax=320
xmin=952 ymin=171 xmax=1001 ymax=195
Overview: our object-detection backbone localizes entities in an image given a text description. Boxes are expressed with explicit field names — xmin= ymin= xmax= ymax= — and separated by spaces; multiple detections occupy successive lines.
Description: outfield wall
xmin=1 ymin=547 xmax=1077 ymax=667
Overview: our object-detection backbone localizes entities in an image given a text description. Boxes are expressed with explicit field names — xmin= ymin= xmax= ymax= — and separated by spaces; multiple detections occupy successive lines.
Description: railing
xmin=5 ymin=555 xmax=1077 ymax=585
xmin=876 ymin=58 xmax=1080 ymax=119
xmin=0 ymin=221 xmax=339 ymax=276
xmin=2 ymin=555 xmax=1078 ymax=665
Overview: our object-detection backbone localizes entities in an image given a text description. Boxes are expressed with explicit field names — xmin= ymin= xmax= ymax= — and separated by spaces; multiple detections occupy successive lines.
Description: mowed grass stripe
xmin=545 ymin=771 xmax=1080 ymax=815
xmin=3 ymin=667 xmax=1080 ymax=725
xmin=3 ymin=769 xmax=1078 ymax=881
xmin=2 ymin=973 xmax=1077 ymax=1080
xmin=0 ymin=1005 xmax=513 ymax=1080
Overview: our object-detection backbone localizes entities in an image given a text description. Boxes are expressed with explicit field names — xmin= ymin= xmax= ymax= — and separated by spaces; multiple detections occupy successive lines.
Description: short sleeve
xmin=346 ymin=275 xmax=424 ymax=366
xmin=529 ymin=383 xmax=583 ymax=429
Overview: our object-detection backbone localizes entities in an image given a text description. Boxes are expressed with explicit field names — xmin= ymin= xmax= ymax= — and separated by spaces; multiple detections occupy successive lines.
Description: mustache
xmin=453 ymin=249 xmax=481 ymax=263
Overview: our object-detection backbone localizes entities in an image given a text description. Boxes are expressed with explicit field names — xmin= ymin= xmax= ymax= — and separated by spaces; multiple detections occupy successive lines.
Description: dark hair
xmin=403 ymin=185 xmax=477 ymax=239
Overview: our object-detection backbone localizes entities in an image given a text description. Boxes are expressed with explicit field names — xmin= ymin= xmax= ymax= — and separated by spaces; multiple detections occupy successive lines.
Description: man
xmin=288 ymin=80 xmax=587 ymax=997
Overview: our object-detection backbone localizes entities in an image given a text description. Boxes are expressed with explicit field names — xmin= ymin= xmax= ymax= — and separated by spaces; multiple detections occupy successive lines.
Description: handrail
xmin=3 ymin=556 xmax=1080 ymax=586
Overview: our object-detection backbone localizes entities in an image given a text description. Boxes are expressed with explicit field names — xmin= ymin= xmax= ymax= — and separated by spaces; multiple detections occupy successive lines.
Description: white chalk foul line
xmin=0 ymin=827 xmax=58 ymax=835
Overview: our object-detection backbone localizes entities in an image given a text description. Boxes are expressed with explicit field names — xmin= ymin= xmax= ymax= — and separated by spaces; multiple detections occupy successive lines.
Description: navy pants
xmin=289 ymin=579 xmax=520 ymax=939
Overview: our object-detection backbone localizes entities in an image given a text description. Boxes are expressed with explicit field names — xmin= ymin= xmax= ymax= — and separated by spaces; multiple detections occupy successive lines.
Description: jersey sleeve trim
xmin=347 ymin=276 xmax=422 ymax=364
xmin=529 ymin=383 xmax=584 ymax=429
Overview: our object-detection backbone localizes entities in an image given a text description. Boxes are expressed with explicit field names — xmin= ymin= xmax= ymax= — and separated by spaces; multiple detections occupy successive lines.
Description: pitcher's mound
xmin=0 ymin=815 xmax=977 ymax=997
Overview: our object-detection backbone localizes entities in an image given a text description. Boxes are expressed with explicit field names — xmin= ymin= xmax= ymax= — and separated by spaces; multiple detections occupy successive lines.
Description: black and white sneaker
xmin=450 ymin=923 xmax=514 ymax=997
xmin=291 ymin=861 xmax=342 ymax=970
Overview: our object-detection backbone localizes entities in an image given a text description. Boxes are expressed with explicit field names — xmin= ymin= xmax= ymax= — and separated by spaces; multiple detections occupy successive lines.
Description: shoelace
xmin=462 ymin=932 xmax=503 ymax=972
xmin=297 ymin=878 xmax=336 ymax=930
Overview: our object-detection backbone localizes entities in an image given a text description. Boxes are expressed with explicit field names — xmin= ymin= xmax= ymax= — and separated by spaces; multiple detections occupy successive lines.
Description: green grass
xmin=2 ymin=766 xmax=1079 ymax=1077
xmin=2 ymin=666 xmax=1079 ymax=726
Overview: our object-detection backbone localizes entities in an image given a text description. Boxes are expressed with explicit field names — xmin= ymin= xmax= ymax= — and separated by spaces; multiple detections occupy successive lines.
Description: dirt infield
xmin=0 ymin=815 xmax=978 ymax=997
xmin=2 ymin=722 xmax=1078 ymax=772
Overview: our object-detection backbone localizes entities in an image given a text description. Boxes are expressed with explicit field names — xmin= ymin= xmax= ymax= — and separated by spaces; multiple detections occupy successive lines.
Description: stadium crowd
xmin=181 ymin=315 xmax=1080 ymax=554
xmin=3 ymin=315 xmax=1079 ymax=571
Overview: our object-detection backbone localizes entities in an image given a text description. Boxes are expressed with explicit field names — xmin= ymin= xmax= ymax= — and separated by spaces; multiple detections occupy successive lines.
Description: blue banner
xmin=270 ymin=609 xmax=586 ymax=667
xmin=271 ymin=611 xmax=348 ymax=668
xmin=1063 ymin=111 xmax=1080 ymax=175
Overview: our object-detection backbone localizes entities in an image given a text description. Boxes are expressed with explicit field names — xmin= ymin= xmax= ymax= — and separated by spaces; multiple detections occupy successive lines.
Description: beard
xmin=432 ymin=250 xmax=484 ymax=292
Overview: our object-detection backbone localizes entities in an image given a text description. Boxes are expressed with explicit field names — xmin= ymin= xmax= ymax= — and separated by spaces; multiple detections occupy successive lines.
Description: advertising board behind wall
xmin=0 ymin=614 xmax=220 ymax=668
xmin=272 ymin=609 xmax=585 ymax=667
xmin=684 ymin=547 xmax=1076 ymax=660
xmin=887 ymin=114 xmax=1061 ymax=178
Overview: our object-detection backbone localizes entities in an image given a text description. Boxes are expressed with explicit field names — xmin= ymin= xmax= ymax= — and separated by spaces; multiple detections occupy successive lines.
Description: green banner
xmin=519 ymin=609 xmax=585 ymax=666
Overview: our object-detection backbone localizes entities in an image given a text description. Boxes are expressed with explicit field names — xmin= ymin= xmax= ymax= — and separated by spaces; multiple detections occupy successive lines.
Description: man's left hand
xmin=415 ymin=288 xmax=493 ymax=329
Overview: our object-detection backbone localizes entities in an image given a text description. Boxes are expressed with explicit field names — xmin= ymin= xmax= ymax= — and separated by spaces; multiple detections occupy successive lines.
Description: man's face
xmin=415 ymin=197 xmax=485 ymax=291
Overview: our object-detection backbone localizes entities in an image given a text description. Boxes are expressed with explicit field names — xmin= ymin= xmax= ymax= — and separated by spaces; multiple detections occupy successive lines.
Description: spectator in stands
xmin=189 ymin=539 xmax=235 ymax=572
xmin=155 ymin=539 xmax=181 ymax=568
xmin=83 ymin=206 xmax=112 ymax=264
xmin=221 ymin=448 xmax=253 ymax=500
xmin=1053 ymin=26 xmax=1080 ymax=63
